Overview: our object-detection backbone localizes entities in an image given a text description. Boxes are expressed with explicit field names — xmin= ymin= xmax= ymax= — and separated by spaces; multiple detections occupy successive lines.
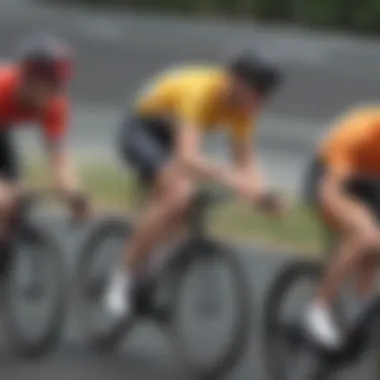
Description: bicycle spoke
xmin=263 ymin=261 xmax=335 ymax=380
xmin=3 ymin=226 xmax=66 ymax=358
xmin=76 ymin=218 xmax=135 ymax=352
xmin=169 ymin=243 xmax=251 ymax=379
xmin=195 ymin=257 xmax=222 ymax=318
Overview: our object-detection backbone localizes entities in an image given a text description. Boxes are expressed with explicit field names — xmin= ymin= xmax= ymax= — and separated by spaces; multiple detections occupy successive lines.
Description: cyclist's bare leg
xmin=305 ymin=235 xmax=367 ymax=347
xmin=105 ymin=161 xmax=195 ymax=315
xmin=315 ymin=234 xmax=368 ymax=305
xmin=317 ymin=187 xmax=380 ymax=300
xmin=306 ymin=196 xmax=380 ymax=347
xmin=123 ymin=162 xmax=194 ymax=272
xmin=0 ymin=180 xmax=18 ymax=280
xmin=354 ymin=258 xmax=377 ymax=300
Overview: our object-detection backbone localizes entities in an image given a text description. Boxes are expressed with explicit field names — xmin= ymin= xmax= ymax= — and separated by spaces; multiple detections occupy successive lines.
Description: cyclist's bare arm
xmin=175 ymin=123 xmax=259 ymax=197
xmin=229 ymin=137 xmax=267 ymax=194
xmin=40 ymin=98 xmax=84 ymax=200
xmin=44 ymin=139 xmax=83 ymax=199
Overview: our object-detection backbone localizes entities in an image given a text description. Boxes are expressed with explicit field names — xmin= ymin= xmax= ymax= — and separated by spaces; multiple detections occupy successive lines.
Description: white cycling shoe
xmin=304 ymin=304 xmax=343 ymax=350
xmin=104 ymin=269 xmax=133 ymax=319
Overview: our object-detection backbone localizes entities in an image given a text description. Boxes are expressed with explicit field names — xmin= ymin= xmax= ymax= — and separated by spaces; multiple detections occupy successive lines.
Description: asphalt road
xmin=0 ymin=1 xmax=379 ymax=379
xmin=0 ymin=218 xmax=374 ymax=380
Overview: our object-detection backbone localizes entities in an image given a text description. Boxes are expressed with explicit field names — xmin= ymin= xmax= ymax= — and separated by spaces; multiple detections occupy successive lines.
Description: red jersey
xmin=0 ymin=64 xmax=69 ymax=142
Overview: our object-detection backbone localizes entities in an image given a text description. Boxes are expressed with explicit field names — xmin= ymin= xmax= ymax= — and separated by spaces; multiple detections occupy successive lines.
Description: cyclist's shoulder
xmin=0 ymin=63 xmax=21 ymax=88
xmin=152 ymin=64 xmax=226 ymax=85
xmin=337 ymin=103 xmax=380 ymax=123
xmin=324 ymin=104 xmax=380 ymax=146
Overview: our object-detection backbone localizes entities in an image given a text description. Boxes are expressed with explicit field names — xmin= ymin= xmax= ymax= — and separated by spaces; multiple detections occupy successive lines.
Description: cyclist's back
xmin=133 ymin=64 xmax=254 ymax=139
xmin=135 ymin=65 xmax=227 ymax=120
xmin=318 ymin=105 xmax=380 ymax=176
xmin=120 ymin=64 xmax=257 ymax=184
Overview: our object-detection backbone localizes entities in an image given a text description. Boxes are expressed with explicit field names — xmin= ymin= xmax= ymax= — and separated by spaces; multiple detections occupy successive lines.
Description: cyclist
xmin=0 ymin=35 xmax=89 ymax=279
xmin=304 ymin=105 xmax=380 ymax=348
xmin=105 ymin=52 xmax=286 ymax=318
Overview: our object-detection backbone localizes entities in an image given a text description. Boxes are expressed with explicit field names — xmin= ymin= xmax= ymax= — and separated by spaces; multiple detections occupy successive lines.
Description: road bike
xmin=263 ymin=243 xmax=380 ymax=380
xmin=1 ymin=190 xmax=68 ymax=359
xmin=76 ymin=189 xmax=252 ymax=379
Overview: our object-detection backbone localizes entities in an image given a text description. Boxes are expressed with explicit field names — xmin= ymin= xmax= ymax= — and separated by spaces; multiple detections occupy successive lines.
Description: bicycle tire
xmin=2 ymin=225 xmax=67 ymax=359
xmin=167 ymin=240 xmax=252 ymax=379
xmin=263 ymin=260 xmax=335 ymax=380
xmin=75 ymin=217 xmax=135 ymax=353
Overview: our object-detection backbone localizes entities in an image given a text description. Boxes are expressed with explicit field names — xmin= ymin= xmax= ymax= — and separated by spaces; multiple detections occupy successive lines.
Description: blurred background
xmin=1 ymin=0 xmax=380 ymax=379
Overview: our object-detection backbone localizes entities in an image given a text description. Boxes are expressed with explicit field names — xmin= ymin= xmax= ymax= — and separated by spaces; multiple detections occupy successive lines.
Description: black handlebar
xmin=192 ymin=189 xmax=232 ymax=210
xmin=188 ymin=189 xmax=232 ymax=234
xmin=16 ymin=189 xmax=88 ymax=228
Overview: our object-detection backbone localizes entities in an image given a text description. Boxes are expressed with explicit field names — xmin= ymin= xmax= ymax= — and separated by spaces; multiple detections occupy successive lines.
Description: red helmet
xmin=17 ymin=35 xmax=74 ymax=85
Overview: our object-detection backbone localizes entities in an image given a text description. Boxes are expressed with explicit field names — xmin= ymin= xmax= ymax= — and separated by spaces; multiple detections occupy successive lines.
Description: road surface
xmin=0 ymin=219 xmax=374 ymax=380
xmin=0 ymin=1 xmax=378 ymax=379
xmin=0 ymin=219 xmax=281 ymax=380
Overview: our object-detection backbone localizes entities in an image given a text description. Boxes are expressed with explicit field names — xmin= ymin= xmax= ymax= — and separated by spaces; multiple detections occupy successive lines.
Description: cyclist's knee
xmin=166 ymin=179 xmax=195 ymax=215
xmin=0 ymin=181 xmax=17 ymax=217
xmin=354 ymin=229 xmax=380 ymax=257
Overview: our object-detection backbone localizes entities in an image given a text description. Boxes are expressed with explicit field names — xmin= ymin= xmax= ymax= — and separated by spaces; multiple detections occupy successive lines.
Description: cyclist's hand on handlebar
xmin=229 ymin=174 xmax=261 ymax=201
xmin=229 ymin=173 xmax=289 ymax=215
xmin=69 ymin=192 xmax=92 ymax=222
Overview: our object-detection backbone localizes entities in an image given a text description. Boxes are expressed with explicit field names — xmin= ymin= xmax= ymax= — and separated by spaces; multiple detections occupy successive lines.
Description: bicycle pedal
xmin=133 ymin=288 xmax=153 ymax=314
xmin=329 ymin=331 xmax=365 ymax=364
xmin=283 ymin=322 xmax=306 ymax=346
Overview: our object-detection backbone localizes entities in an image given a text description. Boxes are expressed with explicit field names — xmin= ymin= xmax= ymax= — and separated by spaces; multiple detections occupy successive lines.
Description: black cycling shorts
xmin=118 ymin=114 xmax=174 ymax=184
xmin=0 ymin=131 xmax=19 ymax=182
xmin=304 ymin=158 xmax=380 ymax=222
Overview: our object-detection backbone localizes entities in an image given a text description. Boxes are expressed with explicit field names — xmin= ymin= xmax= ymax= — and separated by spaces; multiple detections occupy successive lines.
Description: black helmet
xmin=16 ymin=35 xmax=74 ymax=85
xmin=227 ymin=52 xmax=282 ymax=96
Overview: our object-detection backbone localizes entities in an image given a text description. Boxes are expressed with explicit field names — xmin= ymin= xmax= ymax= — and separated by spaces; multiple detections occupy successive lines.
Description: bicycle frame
xmin=133 ymin=191 xmax=226 ymax=322
xmin=285 ymin=290 xmax=380 ymax=368
xmin=188 ymin=191 xmax=219 ymax=238
xmin=336 ymin=293 xmax=380 ymax=360
xmin=82 ymin=191 xmax=224 ymax=324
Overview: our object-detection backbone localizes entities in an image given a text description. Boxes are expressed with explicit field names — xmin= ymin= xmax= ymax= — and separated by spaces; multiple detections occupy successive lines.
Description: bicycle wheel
xmin=75 ymin=217 xmax=135 ymax=353
xmin=166 ymin=239 xmax=251 ymax=379
xmin=2 ymin=224 xmax=67 ymax=359
xmin=263 ymin=260 xmax=335 ymax=380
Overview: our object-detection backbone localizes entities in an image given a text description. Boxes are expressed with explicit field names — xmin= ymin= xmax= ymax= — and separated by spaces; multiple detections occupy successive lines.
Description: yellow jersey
xmin=134 ymin=66 xmax=255 ymax=142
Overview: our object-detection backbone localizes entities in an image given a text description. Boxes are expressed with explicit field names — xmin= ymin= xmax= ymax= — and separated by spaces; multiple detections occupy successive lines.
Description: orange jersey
xmin=0 ymin=65 xmax=69 ymax=141
xmin=319 ymin=106 xmax=380 ymax=177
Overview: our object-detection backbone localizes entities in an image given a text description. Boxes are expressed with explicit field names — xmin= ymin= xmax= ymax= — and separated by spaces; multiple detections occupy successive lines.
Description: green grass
xmin=24 ymin=160 xmax=325 ymax=255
